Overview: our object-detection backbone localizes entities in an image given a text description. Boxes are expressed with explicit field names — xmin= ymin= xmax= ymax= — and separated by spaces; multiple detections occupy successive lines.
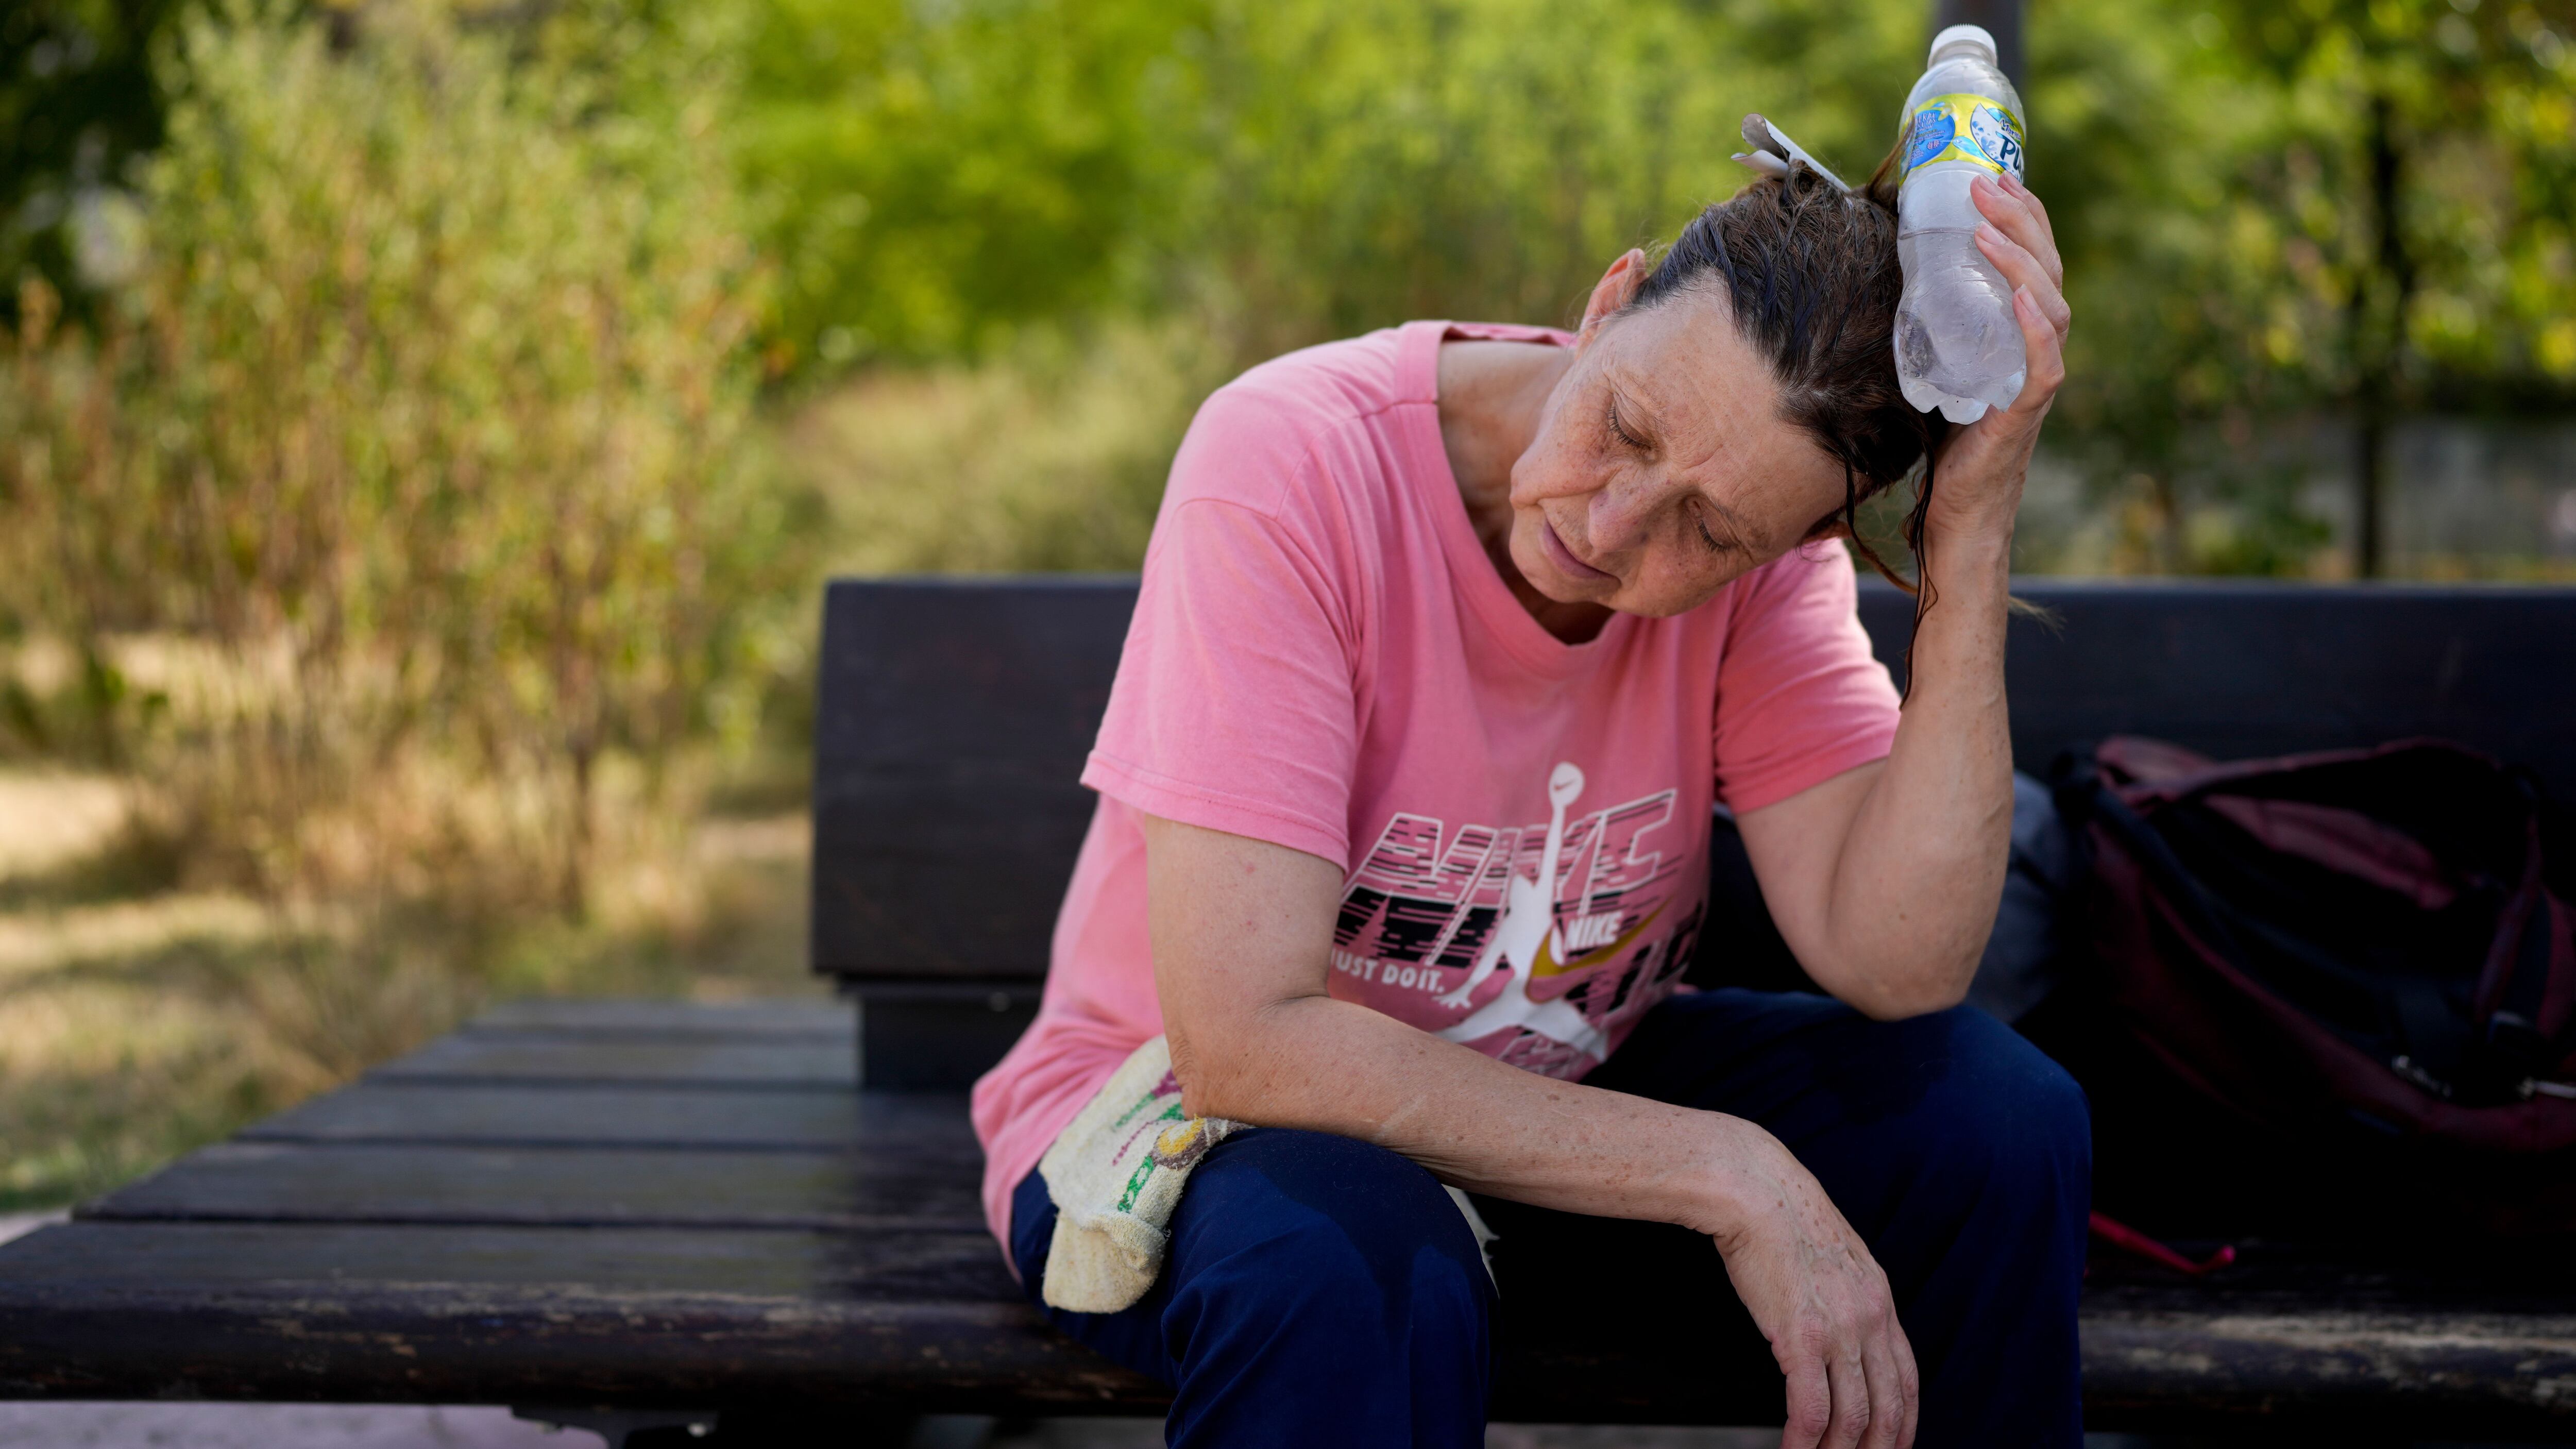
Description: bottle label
xmin=1901 ymin=93 xmax=2026 ymax=181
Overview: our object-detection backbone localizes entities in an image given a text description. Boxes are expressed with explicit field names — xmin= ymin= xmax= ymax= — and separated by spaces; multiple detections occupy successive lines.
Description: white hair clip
xmin=1731 ymin=113 xmax=1853 ymax=193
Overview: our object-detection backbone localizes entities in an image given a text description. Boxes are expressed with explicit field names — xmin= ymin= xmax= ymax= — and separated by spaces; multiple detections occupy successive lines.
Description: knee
xmin=1909 ymin=1007 xmax=2091 ymax=1202
xmin=1170 ymin=1130 xmax=1490 ymax=1335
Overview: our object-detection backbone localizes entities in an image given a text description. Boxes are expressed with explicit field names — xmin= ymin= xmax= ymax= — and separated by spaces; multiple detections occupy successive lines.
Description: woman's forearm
xmin=1832 ymin=523 xmax=2018 ymax=1010
xmin=1745 ymin=520 xmax=2018 ymax=1020
xmin=1186 ymin=990 xmax=1760 ymax=1229
xmin=1144 ymin=813 xmax=1789 ymax=1238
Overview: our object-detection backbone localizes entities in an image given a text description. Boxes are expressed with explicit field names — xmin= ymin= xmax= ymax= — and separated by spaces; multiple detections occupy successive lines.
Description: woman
xmin=972 ymin=160 xmax=2083 ymax=1448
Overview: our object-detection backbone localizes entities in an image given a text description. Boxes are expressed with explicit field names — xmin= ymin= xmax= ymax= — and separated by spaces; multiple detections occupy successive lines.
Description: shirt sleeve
xmin=1080 ymin=480 xmax=1360 ymax=868
xmin=1710 ymin=543 xmax=1903 ymax=814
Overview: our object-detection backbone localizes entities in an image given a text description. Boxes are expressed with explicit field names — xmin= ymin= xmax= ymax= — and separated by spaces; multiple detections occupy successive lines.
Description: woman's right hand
xmin=1699 ymin=1118 xmax=1919 ymax=1449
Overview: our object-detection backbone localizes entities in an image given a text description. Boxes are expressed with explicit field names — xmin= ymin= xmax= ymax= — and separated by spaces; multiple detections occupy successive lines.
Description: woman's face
xmin=1507 ymin=261 xmax=1853 ymax=617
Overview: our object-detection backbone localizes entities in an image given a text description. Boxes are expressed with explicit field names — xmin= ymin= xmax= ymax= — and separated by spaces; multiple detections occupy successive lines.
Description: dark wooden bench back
xmin=814 ymin=577 xmax=2576 ymax=1086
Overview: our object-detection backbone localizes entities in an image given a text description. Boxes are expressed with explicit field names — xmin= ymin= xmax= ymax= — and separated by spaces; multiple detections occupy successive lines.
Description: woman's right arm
xmin=1144 ymin=811 xmax=1920 ymax=1449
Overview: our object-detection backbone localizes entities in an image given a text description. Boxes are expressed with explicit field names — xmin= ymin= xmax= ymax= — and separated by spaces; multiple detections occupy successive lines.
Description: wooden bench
xmin=6 ymin=577 xmax=2576 ymax=1444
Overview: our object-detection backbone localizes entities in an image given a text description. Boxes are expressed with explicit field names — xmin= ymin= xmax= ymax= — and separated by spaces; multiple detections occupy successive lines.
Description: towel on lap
xmin=1038 ymin=1035 xmax=1240 ymax=1313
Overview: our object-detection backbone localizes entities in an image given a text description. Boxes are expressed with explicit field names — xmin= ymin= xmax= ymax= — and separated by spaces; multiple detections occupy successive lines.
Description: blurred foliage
xmin=789 ymin=322 xmax=1226 ymax=574
xmin=733 ymin=0 xmax=1929 ymax=366
xmin=0 ymin=0 xmax=809 ymax=918
xmin=735 ymin=0 xmax=1195 ymax=366
xmin=0 ymin=0 xmax=178 ymax=319
xmin=2209 ymin=0 xmax=2576 ymax=402
xmin=1160 ymin=0 xmax=1916 ymax=363
xmin=2037 ymin=0 xmax=2576 ymax=572
xmin=10 ymin=0 xmax=2571 ymax=580
xmin=725 ymin=0 xmax=2576 ymax=383
xmin=727 ymin=0 xmax=2573 ymax=575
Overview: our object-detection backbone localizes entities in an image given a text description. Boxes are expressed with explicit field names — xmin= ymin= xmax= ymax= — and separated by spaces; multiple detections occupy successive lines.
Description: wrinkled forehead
xmin=1598 ymin=294 xmax=1837 ymax=492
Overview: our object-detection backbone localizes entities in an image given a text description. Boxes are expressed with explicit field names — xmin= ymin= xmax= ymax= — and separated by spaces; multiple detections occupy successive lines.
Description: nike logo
xmin=1531 ymin=902 xmax=1664 ymax=980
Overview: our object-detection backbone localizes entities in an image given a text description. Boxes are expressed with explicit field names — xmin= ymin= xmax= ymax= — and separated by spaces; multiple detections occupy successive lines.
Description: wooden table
xmin=5 ymin=998 xmax=2575 ymax=1444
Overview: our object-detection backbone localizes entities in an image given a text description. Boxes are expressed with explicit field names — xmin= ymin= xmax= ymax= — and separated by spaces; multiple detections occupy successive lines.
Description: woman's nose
xmin=1584 ymin=475 xmax=1667 ymax=555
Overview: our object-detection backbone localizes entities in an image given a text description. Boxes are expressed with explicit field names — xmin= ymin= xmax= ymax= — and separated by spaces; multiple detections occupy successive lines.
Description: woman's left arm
xmin=1737 ymin=171 xmax=2073 ymax=1020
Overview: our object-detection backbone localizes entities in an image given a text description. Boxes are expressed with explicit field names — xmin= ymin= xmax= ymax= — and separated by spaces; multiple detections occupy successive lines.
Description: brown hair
xmin=1622 ymin=156 xmax=1946 ymax=601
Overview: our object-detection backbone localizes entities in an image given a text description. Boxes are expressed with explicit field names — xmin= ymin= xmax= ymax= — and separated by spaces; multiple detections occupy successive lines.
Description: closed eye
xmin=1691 ymin=501 xmax=1735 ymax=554
xmin=1605 ymin=395 xmax=1648 ymax=452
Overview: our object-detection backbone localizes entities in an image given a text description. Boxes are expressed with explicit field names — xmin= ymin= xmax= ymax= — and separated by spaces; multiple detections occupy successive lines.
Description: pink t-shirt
xmin=968 ymin=321 xmax=1902 ymax=1247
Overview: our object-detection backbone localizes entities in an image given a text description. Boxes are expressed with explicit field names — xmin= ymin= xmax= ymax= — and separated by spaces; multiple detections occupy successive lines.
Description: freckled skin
xmin=1440 ymin=270 xmax=1854 ymax=649
xmin=1508 ymin=295 xmax=1852 ymax=620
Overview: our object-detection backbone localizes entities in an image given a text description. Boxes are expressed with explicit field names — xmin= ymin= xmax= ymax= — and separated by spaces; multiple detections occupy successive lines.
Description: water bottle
xmin=1893 ymin=24 xmax=2028 ymax=424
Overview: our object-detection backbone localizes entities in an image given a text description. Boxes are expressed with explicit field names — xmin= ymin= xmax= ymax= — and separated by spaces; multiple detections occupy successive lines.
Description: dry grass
xmin=0 ymin=765 xmax=821 ymax=1212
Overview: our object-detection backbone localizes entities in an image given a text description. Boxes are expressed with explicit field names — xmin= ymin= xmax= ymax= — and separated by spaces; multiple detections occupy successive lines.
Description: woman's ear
xmin=1577 ymin=249 xmax=1650 ymax=344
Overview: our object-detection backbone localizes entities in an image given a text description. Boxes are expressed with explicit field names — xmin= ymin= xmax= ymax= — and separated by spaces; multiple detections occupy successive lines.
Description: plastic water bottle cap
xmin=1926 ymin=24 xmax=1998 ymax=66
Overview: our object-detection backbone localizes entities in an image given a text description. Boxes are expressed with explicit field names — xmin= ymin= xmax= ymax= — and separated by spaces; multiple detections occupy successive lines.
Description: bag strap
xmin=2109 ymin=736 xmax=2493 ymax=810
xmin=2473 ymin=813 xmax=2562 ymax=1088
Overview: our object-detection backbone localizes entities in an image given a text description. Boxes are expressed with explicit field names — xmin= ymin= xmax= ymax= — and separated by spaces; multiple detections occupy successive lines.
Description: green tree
xmin=732 ymin=0 xmax=1202 ymax=366
xmin=1148 ymin=0 xmax=1922 ymax=362
xmin=2023 ymin=0 xmax=2328 ymax=572
xmin=2204 ymin=0 xmax=2576 ymax=572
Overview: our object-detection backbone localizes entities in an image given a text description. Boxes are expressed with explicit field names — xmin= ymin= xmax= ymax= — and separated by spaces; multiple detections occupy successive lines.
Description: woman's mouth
xmin=1539 ymin=516 xmax=1616 ymax=585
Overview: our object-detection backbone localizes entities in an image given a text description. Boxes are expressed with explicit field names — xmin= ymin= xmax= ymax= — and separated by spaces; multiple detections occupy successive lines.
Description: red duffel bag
xmin=2061 ymin=736 xmax=2576 ymax=1174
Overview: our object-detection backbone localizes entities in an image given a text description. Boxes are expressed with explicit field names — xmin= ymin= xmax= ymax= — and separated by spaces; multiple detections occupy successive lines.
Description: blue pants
xmin=1009 ymin=990 xmax=2090 ymax=1447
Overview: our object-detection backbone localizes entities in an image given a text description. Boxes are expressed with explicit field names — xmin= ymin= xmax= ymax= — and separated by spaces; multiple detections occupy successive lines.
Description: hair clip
xmin=1731 ymin=113 xmax=1853 ymax=193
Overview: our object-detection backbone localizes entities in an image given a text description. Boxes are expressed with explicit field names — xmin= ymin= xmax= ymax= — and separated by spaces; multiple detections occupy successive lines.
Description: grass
xmin=0 ymin=765 xmax=822 ymax=1212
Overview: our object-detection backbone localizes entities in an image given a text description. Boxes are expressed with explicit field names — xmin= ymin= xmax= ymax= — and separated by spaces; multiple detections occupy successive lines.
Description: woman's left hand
xmin=1927 ymin=172 xmax=2070 ymax=546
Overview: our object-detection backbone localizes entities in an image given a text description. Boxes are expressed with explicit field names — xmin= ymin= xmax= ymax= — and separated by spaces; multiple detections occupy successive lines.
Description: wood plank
xmin=2077 ymin=1286 xmax=2576 ymax=1435
xmin=80 ymin=1142 xmax=982 ymax=1232
xmin=466 ymin=999 xmax=849 ymax=1041
xmin=239 ymin=1084 xmax=970 ymax=1153
xmin=0 ymin=1219 xmax=1021 ymax=1298
xmin=371 ymin=1035 xmax=855 ymax=1089
xmin=0 ymin=1221 xmax=1159 ymax=1412
xmin=6 ymin=1221 xmax=2574 ymax=1433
